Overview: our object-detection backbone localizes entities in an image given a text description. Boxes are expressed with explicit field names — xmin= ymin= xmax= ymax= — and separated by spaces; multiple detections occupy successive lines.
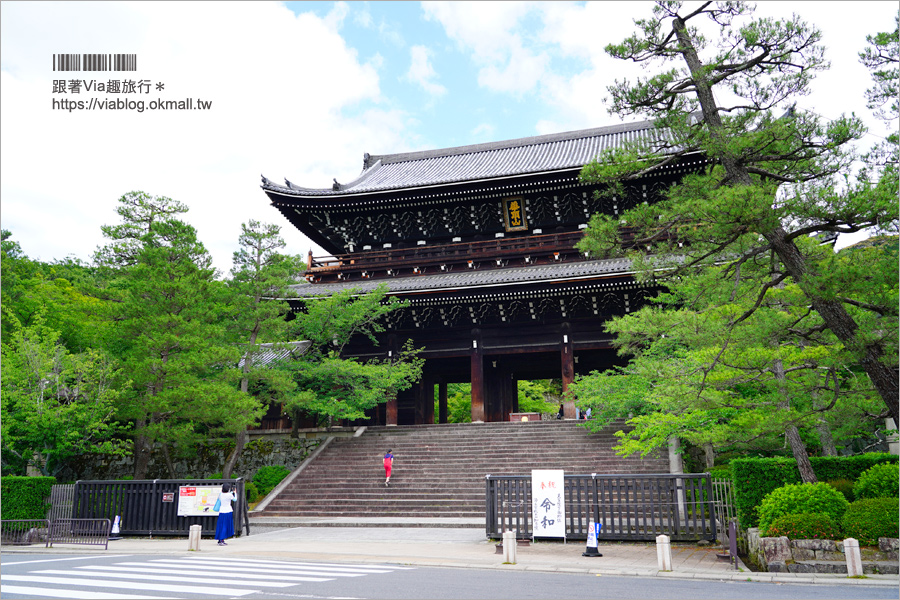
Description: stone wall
xmin=746 ymin=528 xmax=899 ymax=575
xmin=51 ymin=428 xmax=363 ymax=482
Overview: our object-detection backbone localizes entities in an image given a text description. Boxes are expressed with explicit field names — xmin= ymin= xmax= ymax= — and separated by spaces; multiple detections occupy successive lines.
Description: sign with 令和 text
xmin=532 ymin=469 xmax=565 ymax=539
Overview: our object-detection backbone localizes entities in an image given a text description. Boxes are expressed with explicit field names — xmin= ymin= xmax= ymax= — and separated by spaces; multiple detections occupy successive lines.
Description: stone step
xmin=259 ymin=420 xmax=669 ymax=520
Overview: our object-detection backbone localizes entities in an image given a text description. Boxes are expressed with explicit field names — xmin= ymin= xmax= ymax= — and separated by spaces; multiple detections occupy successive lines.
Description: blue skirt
xmin=215 ymin=512 xmax=234 ymax=540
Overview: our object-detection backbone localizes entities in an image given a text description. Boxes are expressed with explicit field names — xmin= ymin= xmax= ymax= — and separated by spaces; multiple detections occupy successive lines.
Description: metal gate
xmin=486 ymin=473 xmax=716 ymax=541
xmin=73 ymin=479 xmax=248 ymax=537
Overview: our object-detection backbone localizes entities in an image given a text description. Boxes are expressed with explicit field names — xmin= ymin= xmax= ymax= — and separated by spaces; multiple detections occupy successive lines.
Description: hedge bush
xmin=758 ymin=482 xmax=850 ymax=535
xmin=253 ymin=465 xmax=291 ymax=497
xmin=853 ymin=463 xmax=899 ymax=500
xmin=766 ymin=513 xmax=843 ymax=540
xmin=731 ymin=453 xmax=897 ymax=527
xmin=841 ymin=497 xmax=900 ymax=546
xmin=825 ymin=479 xmax=855 ymax=502
xmin=0 ymin=476 xmax=55 ymax=520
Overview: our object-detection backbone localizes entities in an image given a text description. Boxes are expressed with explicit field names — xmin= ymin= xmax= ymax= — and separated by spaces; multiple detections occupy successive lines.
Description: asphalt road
xmin=1 ymin=553 xmax=896 ymax=600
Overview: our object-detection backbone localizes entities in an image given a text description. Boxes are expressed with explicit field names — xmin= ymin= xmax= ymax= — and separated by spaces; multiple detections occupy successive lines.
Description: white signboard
xmin=177 ymin=485 xmax=221 ymax=517
xmin=532 ymin=469 xmax=565 ymax=539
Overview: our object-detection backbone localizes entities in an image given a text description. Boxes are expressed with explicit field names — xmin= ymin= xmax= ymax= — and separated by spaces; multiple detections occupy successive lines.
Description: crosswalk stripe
xmin=1 ymin=574 xmax=258 ymax=596
xmin=70 ymin=564 xmax=334 ymax=583
xmin=38 ymin=569 xmax=299 ymax=587
xmin=0 ymin=585 xmax=174 ymax=600
xmin=118 ymin=560 xmax=365 ymax=581
xmin=167 ymin=557 xmax=393 ymax=574
xmin=188 ymin=556 xmax=415 ymax=570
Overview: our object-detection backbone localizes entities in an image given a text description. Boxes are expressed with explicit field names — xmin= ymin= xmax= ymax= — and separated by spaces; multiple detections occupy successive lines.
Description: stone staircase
xmin=257 ymin=420 xmax=670 ymax=519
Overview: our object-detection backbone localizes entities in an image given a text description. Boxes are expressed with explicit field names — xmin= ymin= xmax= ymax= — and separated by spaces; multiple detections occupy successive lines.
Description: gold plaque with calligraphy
xmin=502 ymin=196 xmax=528 ymax=232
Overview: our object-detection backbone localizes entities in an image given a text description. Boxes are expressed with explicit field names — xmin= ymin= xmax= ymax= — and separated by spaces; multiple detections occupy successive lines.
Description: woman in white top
xmin=215 ymin=483 xmax=235 ymax=545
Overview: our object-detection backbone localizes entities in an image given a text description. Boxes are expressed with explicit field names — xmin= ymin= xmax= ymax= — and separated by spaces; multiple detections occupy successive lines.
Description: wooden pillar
xmin=386 ymin=335 xmax=399 ymax=426
xmin=485 ymin=359 xmax=502 ymax=422
xmin=424 ymin=377 xmax=435 ymax=425
xmin=438 ymin=380 xmax=448 ymax=424
xmin=414 ymin=379 xmax=426 ymax=425
xmin=511 ymin=374 xmax=519 ymax=415
xmin=560 ymin=325 xmax=576 ymax=419
xmin=471 ymin=330 xmax=485 ymax=422
xmin=386 ymin=395 xmax=398 ymax=426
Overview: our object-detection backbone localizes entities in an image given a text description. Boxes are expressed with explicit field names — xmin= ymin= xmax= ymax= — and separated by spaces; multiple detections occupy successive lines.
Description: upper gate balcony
xmin=304 ymin=230 xmax=591 ymax=284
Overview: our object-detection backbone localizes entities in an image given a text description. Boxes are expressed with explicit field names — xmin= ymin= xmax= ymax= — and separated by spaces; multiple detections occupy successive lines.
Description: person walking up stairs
xmin=384 ymin=449 xmax=393 ymax=487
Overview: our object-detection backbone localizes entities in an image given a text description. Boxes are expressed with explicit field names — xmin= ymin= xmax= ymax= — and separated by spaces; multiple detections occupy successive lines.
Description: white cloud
xmin=470 ymin=122 xmax=496 ymax=141
xmin=422 ymin=1 xmax=550 ymax=94
xmin=405 ymin=45 xmax=446 ymax=98
xmin=0 ymin=1 xmax=415 ymax=271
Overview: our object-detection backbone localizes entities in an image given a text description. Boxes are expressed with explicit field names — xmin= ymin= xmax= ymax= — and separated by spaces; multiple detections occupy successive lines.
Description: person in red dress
xmin=383 ymin=449 xmax=393 ymax=487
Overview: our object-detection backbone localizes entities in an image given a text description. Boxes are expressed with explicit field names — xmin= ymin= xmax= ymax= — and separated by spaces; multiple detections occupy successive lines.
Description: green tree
xmin=1 ymin=231 xmax=109 ymax=353
xmin=569 ymin=253 xmax=881 ymax=481
xmin=578 ymin=2 xmax=899 ymax=425
xmin=221 ymin=220 xmax=306 ymax=478
xmin=96 ymin=192 xmax=261 ymax=478
xmin=1 ymin=317 xmax=128 ymax=476
xmin=283 ymin=285 xmax=422 ymax=430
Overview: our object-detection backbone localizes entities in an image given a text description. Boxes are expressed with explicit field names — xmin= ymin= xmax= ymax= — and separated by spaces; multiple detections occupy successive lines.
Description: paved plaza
xmin=3 ymin=517 xmax=897 ymax=587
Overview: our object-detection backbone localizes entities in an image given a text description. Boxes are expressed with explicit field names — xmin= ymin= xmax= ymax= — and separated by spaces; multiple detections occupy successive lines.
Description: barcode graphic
xmin=53 ymin=54 xmax=137 ymax=72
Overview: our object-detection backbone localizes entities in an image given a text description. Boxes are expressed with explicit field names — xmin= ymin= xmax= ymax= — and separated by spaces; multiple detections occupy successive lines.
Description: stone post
xmin=502 ymin=530 xmax=517 ymax=564
xmin=844 ymin=538 xmax=863 ymax=577
xmin=188 ymin=524 xmax=201 ymax=551
xmin=656 ymin=534 xmax=672 ymax=571
xmin=886 ymin=418 xmax=899 ymax=455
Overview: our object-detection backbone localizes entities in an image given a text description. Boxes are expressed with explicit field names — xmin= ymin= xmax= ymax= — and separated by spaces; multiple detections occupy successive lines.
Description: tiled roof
xmin=263 ymin=120 xmax=664 ymax=198
xmin=237 ymin=341 xmax=311 ymax=368
xmin=287 ymin=258 xmax=635 ymax=298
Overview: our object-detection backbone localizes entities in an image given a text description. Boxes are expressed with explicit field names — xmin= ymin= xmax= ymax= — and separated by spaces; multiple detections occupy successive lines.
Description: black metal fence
xmin=486 ymin=473 xmax=716 ymax=541
xmin=73 ymin=479 xmax=248 ymax=537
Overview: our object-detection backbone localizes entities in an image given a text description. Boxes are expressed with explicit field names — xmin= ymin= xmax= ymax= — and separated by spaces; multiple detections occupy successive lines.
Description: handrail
xmin=308 ymin=231 xmax=586 ymax=272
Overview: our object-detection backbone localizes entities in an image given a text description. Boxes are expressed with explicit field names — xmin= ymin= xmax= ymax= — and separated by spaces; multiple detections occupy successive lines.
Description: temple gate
xmin=261 ymin=120 xmax=704 ymax=425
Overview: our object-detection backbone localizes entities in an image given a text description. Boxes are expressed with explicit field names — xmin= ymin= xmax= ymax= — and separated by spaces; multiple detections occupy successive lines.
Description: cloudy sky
xmin=1 ymin=1 xmax=896 ymax=273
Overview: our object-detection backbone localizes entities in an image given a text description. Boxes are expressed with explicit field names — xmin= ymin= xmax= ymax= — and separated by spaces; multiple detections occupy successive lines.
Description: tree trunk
xmin=133 ymin=428 xmax=152 ymax=480
xmin=816 ymin=418 xmax=838 ymax=457
xmin=671 ymin=16 xmax=900 ymax=427
xmin=222 ymin=429 xmax=248 ymax=479
xmin=223 ymin=332 xmax=258 ymax=479
xmin=785 ymin=423 xmax=817 ymax=483
xmin=772 ymin=359 xmax=817 ymax=483
xmin=290 ymin=410 xmax=300 ymax=439
xmin=703 ymin=442 xmax=716 ymax=469
xmin=160 ymin=443 xmax=176 ymax=479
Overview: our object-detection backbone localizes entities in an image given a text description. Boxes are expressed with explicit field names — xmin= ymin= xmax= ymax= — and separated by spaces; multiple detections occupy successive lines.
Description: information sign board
xmin=177 ymin=485 xmax=220 ymax=516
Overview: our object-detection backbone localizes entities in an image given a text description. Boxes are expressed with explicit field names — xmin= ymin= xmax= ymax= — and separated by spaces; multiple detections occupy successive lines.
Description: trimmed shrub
xmin=732 ymin=454 xmax=898 ymax=527
xmin=244 ymin=481 xmax=260 ymax=503
xmin=825 ymin=479 xmax=855 ymax=502
xmin=0 ymin=476 xmax=55 ymax=520
xmin=708 ymin=466 xmax=731 ymax=480
xmin=253 ymin=465 xmax=291 ymax=497
xmin=766 ymin=513 xmax=842 ymax=541
xmin=758 ymin=482 xmax=850 ymax=535
xmin=853 ymin=463 xmax=899 ymax=500
xmin=841 ymin=497 xmax=900 ymax=546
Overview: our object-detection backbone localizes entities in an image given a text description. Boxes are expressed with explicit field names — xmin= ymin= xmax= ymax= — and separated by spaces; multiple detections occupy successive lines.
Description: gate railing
xmin=712 ymin=478 xmax=745 ymax=554
xmin=486 ymin=473 xmax=716 ymax=541
xmin=0 ymin=520 xmax=50 ymax=547
xmin=0 ymin=518 xmax=110 ymax=549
